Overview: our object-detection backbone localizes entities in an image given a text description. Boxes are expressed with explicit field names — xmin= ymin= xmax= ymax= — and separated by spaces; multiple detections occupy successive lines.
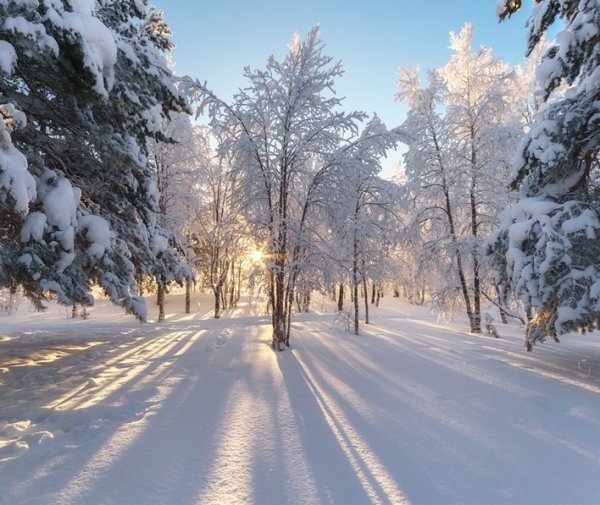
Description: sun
xmin=249 ymin=248 xmax=264 ymax=263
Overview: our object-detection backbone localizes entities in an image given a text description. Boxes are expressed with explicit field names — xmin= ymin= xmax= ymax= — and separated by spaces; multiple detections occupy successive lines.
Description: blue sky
xmin=152 ymin=0 xmax=532 ymax=169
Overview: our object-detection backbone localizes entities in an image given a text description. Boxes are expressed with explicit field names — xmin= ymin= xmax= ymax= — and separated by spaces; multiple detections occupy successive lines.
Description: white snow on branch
xmin=0 ymin=109 xmax=35 ymax=213
xmin=20 ymin=212 xmax=47 ymax=242
xmin=3 ymin=15 xmax=59 ymax=56
xmin=0 ymin=40 xmax=17 ymax=74
xmin=79 ymin=214 xmax=112 ymax=259
xmin=62 ymin=1 xmax=118 ymax=96
xmin=38 ymin=171 xmax=79 ymax=231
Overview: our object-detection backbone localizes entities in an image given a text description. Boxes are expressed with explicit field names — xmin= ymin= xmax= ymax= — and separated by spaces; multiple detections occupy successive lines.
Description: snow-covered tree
xmin=397 ymin=25 xmax=521 ymax=332
xmin=325 ymin=117 xmax=400 ymax=334
xmin=191 ymin=26 xmax=399 ymax=348
xmin=190 ymin=130 xmax=245 ymax=319
xmin=0 ymin=0 xmax=189 ymax=319
xmin=149 ymin=111 xmax=200 ymax=319
xmin=491 ymin=0 xmax=600 ymax=349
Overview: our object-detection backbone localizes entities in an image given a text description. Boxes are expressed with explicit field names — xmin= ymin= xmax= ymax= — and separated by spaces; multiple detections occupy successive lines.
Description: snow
xmin=38 ymin=171 xmax=79 ymax=232
xmin=0 ymin=114 xmax=35 ymax=213
xmin=561 ymin=207 xmax=599 ymax=239
xmin=3 ymin=15 xmax=60 ymax=56
xmin=62 ymin=1 xmax=118 ymax=96
xmin=2 ymin=293 xmax=600 ymax=504
xmin=78 ymin=215 xmax=112 ymax=259
xmin=0 ymin=40 xmax=16 ymax=74
xmin=151 ymin=233 xmax=169 ymax=253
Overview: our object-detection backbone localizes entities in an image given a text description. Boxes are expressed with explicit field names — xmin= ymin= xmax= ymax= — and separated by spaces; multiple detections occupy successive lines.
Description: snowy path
xmin=2 ymin=296 xmax=600 ymax=504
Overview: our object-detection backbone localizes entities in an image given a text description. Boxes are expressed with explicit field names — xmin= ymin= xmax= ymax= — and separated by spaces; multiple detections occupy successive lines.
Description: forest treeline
xmin=0 ymin=0 xmax=598 ymax=351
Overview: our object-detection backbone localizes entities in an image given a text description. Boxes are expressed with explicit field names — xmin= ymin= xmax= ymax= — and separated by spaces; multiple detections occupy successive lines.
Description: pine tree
xmin=491 ymin=0 xmax=600 ymax=348
xmin=0 ymin=0 xmax=189 ymax=319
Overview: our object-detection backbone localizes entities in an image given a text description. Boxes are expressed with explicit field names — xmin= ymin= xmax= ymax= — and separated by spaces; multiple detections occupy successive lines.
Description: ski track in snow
xmin=1 ymin=294 xmax=600 ymax=504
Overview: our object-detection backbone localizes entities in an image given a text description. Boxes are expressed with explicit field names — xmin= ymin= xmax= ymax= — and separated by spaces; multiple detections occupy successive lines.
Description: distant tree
xmin=491 ymin=0 xmax=600 ymax=349
xmin=149 ymin=111 xmax=199 ymax=320
xmin=191 ymin=131 xmax=244 ymax=319
xmin=397 ymin=24 xmax=521 ymax=332
xmin=327 ymin=118 xmax=400 ymax=334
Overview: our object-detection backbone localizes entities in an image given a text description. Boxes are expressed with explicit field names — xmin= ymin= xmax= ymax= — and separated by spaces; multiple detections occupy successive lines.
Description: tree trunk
xmin=137 ymin=274 xmax=144 ymax=296
xmin=455 ymin=252 xmax=476 ymax=332
xmin=494 ymin=283 xmax=508 ymax=324
xmin=157 ymin=283 xmax=165 ymax=322
xmin=220 ymin=284 xmax=227 ymax=311
xmin=271 ymin=266 xmax=286 ymax=351
xmin=472 ymin=256 xmax=482 ymax=333
xmin=337 ymin=283 xmax=344 ymax=311
xmin=363 ymin=278 xmax=370 ymax=325
xmin=235 ymin=263 xmax=241 ymax=304
xmin=269 ymin=271 xmax=278 ymax=348
xmin=185 ymin=280 xmax=191 ymax=314
xmin=469 ymin=132 xmax=482 ymax=334
xmin=213 ymin=285 xmax=221 ymax=319
xmin=353 ymin=278 xmax=359 ymax=336
xmin=353 ymin=239 xmax=360 ymax=336
xmin=229 ymin=259 xmax=236 ymax=308
xmin=285 ymin=285 xmax=294 ymax=347
xmin=371 ymin=282 xmax=376 ymax=304
xmin=470 ymin=186 xmax=482 ymax=333
xmin=71 ymin=303 xmax=77 ymax=319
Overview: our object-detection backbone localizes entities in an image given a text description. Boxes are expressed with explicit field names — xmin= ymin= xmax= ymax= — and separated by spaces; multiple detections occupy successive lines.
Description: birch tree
xmin=191 ymin=26 xmax=398 ymax=349
xmin=397 ymin=25 xmax=521 ymax=332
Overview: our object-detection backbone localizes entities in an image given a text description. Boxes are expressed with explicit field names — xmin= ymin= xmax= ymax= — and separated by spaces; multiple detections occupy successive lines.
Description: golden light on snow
xmin=195 ymin=324 xmax=320 ymax=505
xmin=47 ymin=330 xmax=204 ymax=411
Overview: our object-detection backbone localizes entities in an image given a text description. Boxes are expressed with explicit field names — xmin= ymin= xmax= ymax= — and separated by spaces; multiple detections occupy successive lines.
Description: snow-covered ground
xmin=2 ymin=292 xmax=600 ymax=504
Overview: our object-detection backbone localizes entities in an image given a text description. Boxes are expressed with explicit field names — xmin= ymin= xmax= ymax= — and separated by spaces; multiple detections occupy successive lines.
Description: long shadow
xmin=0 ymin=326 xmax=234 ymax=504
xmin=50 ymin=323 xmax=287 ymax=505
xmin=289 ymin=322 xmax=600 ymax=504
xmin=278 ymin=349 xmax=410 ymax=505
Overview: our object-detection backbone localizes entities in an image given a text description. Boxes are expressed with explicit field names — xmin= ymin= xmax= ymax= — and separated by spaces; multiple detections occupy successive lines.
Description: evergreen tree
xmin=491 ymin=0 xmax=600 ymax=349
xmin=0 ymin=0 xmax=189 ymax=319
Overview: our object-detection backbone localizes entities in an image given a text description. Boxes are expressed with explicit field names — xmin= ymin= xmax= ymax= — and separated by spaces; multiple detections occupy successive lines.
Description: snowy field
xmin=2 ymin=292 xmax=600 ymax=505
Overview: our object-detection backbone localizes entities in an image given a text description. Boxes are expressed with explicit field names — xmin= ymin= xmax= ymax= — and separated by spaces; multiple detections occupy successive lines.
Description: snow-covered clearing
xmin=1 ymin=293 xmax=600 ymax=504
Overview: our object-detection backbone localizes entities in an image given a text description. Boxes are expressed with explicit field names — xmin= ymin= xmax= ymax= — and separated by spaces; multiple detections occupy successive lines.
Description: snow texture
xmin=20 ymin=212 xmax=46 ymax=243
xmin=62 ymin=0 xmax=118 ymax=96
xmin=78 ymin=215 xmax=112 ymax=259
xmin=0 ymin=110 xmax=35 ymax=213
xmin=2 ymin=292 xmax=600 ymax=505
xmin=0 ymin=40 xmax=16 ymax=74
xmin=37 ymin=171 xmax=79 ymax=232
